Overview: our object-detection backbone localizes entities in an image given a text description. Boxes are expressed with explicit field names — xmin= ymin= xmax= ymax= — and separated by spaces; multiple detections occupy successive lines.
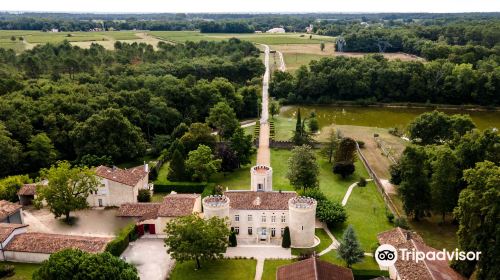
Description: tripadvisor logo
xmin=375 ymin=244 xmax=481 ymax=267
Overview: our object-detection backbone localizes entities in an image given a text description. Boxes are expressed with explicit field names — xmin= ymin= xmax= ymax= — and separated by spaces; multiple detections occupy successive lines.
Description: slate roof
xmin=0 ymin=223 xmax=28 ymax=242
xmin=276 ymin=257 xmax=354 ymax=280
xmin=117 ymin=193 xmax=199 ymax=219
xmin=95 ymin=165 xmax=148 ymax=187
xmin=224 ymin=191 xmax=296 ymax=210
xmin=4 ymin=232 xmax=111 ymax=254
xmin=0 ymin=200 xmax=22 ymax=221
xmin=377 ymin=227 xmax=466 ymax=280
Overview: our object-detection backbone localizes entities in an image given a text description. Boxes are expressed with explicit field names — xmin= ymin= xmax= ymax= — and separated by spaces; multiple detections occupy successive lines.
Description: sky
xmin=1 ymin=0 xmax=500 ymax=14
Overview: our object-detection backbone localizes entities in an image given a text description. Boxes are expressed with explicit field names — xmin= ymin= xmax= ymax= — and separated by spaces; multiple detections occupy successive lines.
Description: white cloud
xmin=1 ymin=0 xmax=499 ymax=13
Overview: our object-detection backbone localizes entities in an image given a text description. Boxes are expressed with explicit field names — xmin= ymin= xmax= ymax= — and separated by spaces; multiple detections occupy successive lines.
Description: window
xmin=302 ymin=226 xmax=304 ymax=230
xmin=271 ymin=215 xmax=276 ymax=223
xmin=281 ymin=215 xmax=286 ymax=223
xmin=235 ymin=227 xmax=239 ymax=235
xmin=235 ymin=215 xmax=240 ymax=222
xmin=281 ymin=228 xmax=285 ymax=236
xmin=257 ymin=183 xmax=263 ymax=191
xmin=261 ymin=215 xmax=266 ymax=223
xmin=248 ymin=215 xmax=252 ymax=222
xmin=248 ymin=227 xmax=253 ymax=235
xmin=271 ymin=228 xmax=276 ymax=237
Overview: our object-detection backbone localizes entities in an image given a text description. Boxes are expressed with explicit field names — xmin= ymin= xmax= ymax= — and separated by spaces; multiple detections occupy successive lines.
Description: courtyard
xmin=121 ymin=238 xmax=173 ymax=280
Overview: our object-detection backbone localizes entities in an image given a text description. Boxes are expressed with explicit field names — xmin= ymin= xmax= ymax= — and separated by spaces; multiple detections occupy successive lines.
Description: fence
xmin=356 ymin=144 xmax=401 ymax=218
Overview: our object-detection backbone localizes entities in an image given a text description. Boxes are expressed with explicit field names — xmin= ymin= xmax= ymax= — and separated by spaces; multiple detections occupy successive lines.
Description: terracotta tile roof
xmin=277 ymin=257 xmax=354 ymax=280
xmin=17 ymin=184 xmax=37 ymax=196
xmin=17 ymin=180 xmax=48 ymax=196
xmin=224 ymin=191 xmax=296 ymax=210
xmin=116 ymin=203 xmax=161 ymax=219
xmin=4 ymin=232 xmax=111 ymax=254
xmin=0 ymin=223 xmax=28 ymax=242
xmin=0 ymin=200 xmax=22 ymax=221
xmin=116 ymin=193 xmax=199 ymax=219
xmin=158 ymin=194 xmax=200 ymax=217
xmin=95 ymin=165 xmax=148 ymax=187
xmin=377 ymin=227 xmax=466 ymax=280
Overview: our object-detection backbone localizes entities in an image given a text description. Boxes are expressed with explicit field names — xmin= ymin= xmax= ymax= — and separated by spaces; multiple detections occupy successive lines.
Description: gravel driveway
xmin=121 ymin=238 xmax=173 ymax=280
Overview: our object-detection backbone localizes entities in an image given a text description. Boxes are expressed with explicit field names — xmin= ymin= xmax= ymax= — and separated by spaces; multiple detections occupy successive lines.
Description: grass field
xmin=150 ymin=31 xmax=335 ymax=45
xmin=211 ymin=154 xmax=256 ymax=190
xmin=319 ymin=251 xmax=380 ymax=270
xmin=262 ymin=259 xmax=294 ymax=280
xmin=4 ymin=262 xmax=40 ymax=280
xmin=292 ymin=228 xmax=332 ymax=255
xmin=170 ymin=259 xmax=256 ymax=280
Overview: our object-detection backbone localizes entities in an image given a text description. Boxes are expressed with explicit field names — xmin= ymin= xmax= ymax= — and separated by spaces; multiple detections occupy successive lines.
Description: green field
xmin=319 ymin=251 xmax=380 ymax=270
xmin=0 ymin=30 xmax=139 ymax=44
xmin=150 ymin=31 xmax=334 ymax=45
xmin=262 ymin=259 xmax=294 ymax=280
xmin=283 ymin=53 xmax=327 ymax=72
xmin=4 ymin=262 xmax=40 ymax=280
xmin=170 ymin=259 xmax=256 ymax=280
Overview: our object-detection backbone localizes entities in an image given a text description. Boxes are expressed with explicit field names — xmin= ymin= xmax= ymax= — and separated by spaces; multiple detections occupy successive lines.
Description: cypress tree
xmin=281 ymin=226 xmax=291 ymax=248
xmin=167 ymin=149 xmax=186 ymax=181
xmin=229 ymin=228 xmax=237 ymax=247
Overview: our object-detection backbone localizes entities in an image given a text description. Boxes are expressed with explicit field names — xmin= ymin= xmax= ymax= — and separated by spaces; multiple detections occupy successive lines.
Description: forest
xmin=0 ymin=39 xmax=264 ymax=177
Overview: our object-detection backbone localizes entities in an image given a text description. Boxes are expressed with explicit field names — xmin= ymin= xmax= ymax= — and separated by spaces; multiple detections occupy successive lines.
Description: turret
xmin=202 ymin=195 xmax=230 ymax=220
xmin=288 ymin=196 xmax=317 ymax=248
xmin=250 ymin=165 xmax=273 ymax=192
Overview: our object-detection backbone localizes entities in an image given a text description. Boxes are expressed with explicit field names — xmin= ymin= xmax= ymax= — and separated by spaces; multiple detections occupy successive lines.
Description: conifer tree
xmin=282 ymin=227 xmax=291 ymax=248
xmin=168 ymin=149 xmax=186 ymax=181
xmin=337 ymin=225 xmax=364 ymax=268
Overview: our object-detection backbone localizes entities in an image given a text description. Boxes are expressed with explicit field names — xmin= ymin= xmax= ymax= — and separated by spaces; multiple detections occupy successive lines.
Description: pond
xmin=280 ymin=105 xmax=500 ymax=130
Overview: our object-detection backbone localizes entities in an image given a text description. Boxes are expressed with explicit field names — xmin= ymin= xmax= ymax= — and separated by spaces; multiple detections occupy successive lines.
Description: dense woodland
xmin=0 ymin=39 xmax=264 ymax=176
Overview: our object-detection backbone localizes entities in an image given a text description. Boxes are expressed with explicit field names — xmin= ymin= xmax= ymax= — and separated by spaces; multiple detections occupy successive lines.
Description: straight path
xmin=255 ymin=258 xmax=264 ymax=280
xmin=256 ymin=44 xmax=271 ymax=166
xmin=276 ymin=50 xmax=286 ymax=72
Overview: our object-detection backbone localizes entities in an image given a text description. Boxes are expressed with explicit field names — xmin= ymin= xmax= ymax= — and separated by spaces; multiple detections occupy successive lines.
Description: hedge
xmin=153 ymin=182 xmax=207 ymax=193
xmin=105 ymin=223 xmax=138 ymax=256
xmin=352 ymin=269 xmax=390 ymax=280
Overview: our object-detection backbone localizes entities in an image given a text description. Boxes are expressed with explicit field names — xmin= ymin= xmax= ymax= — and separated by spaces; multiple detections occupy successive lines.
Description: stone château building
xmin=203 ymin=165 xmax=317 ymax=247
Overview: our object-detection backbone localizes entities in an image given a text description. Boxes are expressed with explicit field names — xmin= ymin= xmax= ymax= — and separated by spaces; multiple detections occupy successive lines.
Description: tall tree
xmin=269 ymin=100 xmax=280 ymax=119
xmin=286 ymin=145 xmax=319 ymax=191
xmin=0 ymin=175 xmax=31 ymax=202
xmin=0 ymin=123 xmax=22 ymax=177
xmin=70 ymin=108 xmax=147 ymax=162
xmin=334 ymin=137 xmax=357 ymax=163
xmin=291 ymin=109 xmax=311 ymax=145
xmin=428 ymin=146 xmax=460 ymax=222
xmin=33 ymin=249 xmax=139 ymax=280
xmin=452 ymin=161 xmax=500 ymax=280
xmin=398 ymin=146 xmax=431 ymax=220
xmin=168 ymin=149 xmax=187 ymax=181
xmin=185 ymin=145 xmax=221 ymax=182
xmin=229 ymin=127 xmax=254 ymax=167
xmin=206 ymin=101 xmax=240 ymax=140
xmin=180 ymin=123 xmax=216 ymax=153
xmin=25 ymin=133 xmax=58 ymax=171
xmin=320 ymin=128 xmax=341 ymax=163
xmin=337 ymin=225 xmax=365 ymax=268
xmin=216 ymin=145 xmax=239 ymax=172
xmin=37 ymin=161 xmax=99 ymax=223
xmin=164 ymin=214 xmax=230 ymax=269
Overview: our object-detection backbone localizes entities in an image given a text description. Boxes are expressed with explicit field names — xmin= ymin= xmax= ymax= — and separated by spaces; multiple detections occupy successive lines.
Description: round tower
xmin=250 ymin=165 xmax=273 ymax=192
xmin=288 ymin=196 xmax=317 ymax=248
xmin=202 ymin=195 xmax=230 ymax=220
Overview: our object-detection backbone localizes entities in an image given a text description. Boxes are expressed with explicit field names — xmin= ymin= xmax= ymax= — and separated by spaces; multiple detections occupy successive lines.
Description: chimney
xmin=112 ymin=165 xmax=117 ymax=171
xmin=144 ymin=163 xmax=149 ymax=173
xmin=406 ymin=231 xmax=411 ymax=240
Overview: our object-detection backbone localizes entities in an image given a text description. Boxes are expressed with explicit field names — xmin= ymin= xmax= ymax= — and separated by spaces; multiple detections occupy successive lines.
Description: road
xmin=256 ymin=44 xmax=271 ymax=166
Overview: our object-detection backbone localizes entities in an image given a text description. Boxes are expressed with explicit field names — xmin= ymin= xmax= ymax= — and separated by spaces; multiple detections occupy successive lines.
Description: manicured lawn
xmin=319 ymin=251 xmax=380 ymax=270
xmin=272 ymin=116 xmax=295 ymax=141
xmin=170 ymin=259 xmax=256 ymax=280
xmin=4 ymin=262 xmax=41 ymax=280
xmin=262 ymin=259 xmax=294 ymax=280
xmin=154 ymin=162 xmax=170 ymax=185
xmin=292 ymin=228 xmax=333 ymax=255
xmin=211 ymin=154 xmax=256 ymax=190
xmin=330 ymin=181 xmax=393 ymax=252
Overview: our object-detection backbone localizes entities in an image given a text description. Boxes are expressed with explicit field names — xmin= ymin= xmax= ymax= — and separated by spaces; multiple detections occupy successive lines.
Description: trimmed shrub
xmin=229 ymin=228 xmax=237 ymax=247
xmin=0 ymin=264 xmax=14 ymax=277
xmin=105 ymin=223 xmax=137 ymax=256
xmin=333 ymin=161 xmax=355 ymax=178
xmin=386 ymin=212 xmax=395 ymax=223
xmin=358 ymin=177 xmax=367 ymax=187
xmin=299 ymin=188 xmax=327 ymax=202
xmin=352 ymin=269 xmax=389 ymax=280
xmin=282 ymin=227 xmax=291 ymax=248
xmin=153 ymin=182 xmax=207 ymax=193
xmin=316 ymin=200 xmax=347 ymax=228
xmin=137 ymin=189 xmax=151 ymax=202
